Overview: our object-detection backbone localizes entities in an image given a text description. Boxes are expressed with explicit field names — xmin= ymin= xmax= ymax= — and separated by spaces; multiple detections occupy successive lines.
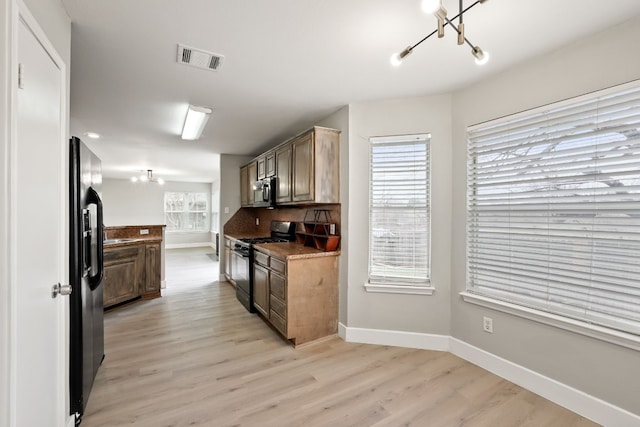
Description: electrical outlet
xmin=255 ymin=218 xmax=260 ymax=226
xmin=483 ymin=316 xmax=493 ymax=333
xmin=224 ymin=207 xmax=229 ymax=214
xmin=139 ymin=229 xmax=149 ymax=235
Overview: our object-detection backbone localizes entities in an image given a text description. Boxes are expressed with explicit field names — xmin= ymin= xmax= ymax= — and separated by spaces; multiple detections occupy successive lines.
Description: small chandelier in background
xmin=131 ymin=169 xmax=165 ymax=185
xmin=391 ymin=0 xmax=490 ymax=67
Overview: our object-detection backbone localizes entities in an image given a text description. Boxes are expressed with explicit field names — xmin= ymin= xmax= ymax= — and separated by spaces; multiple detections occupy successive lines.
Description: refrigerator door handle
xmin=86 ymin=186 xmax=104 ymax=290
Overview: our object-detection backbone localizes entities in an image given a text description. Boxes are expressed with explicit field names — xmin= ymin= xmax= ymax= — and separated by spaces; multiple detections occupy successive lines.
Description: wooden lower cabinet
xmin=253 ymin=263 xmax=269 ymax=317
xmin=223 ymin=238 xmax=233 ymax=283
xmin=141 ymin=243 xmax=161 ymax=298
xmin=253 ymin=248 xmax=338 ymax=346
xmin=103 ymin=245 xmax=144 ymax=308
xmin=103 ymin=241 xmax=162 ymax=309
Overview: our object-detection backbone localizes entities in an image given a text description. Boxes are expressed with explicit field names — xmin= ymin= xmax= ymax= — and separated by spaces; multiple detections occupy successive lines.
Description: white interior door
xmin=13 ymin=12 xmax=66 ymax=426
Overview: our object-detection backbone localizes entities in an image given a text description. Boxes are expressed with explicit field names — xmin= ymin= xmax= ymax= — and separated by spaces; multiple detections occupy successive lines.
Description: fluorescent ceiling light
xmin=85 ymin=132 xmax=101 ymax=139
xmin=181 ymin=105 xmax=212 ymax=140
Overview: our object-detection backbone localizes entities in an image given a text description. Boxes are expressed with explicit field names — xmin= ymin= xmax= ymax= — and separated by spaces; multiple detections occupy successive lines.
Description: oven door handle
xmin=232 ymin=250 xmax=250 ymax=258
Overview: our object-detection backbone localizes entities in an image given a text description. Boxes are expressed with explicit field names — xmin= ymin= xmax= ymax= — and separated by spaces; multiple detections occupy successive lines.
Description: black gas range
xmin=233 ymin=221 xmax=296 ymax=312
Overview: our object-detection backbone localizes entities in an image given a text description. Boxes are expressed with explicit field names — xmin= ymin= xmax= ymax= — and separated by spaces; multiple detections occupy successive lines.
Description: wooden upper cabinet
xmin=257 ymin=156 xmax=266 ymax=180
xmin=242 ymin=126 xmax=340 ymax=207
xmin=275 ymin=144 xmax=292 ymax=203
xmin=291 ymin=127 xmax=340 ymax=204
xmin=292 ymin=133 xmax=314 ymax=202
xmin=240 ymin=161 xmax=258 ymax=207
xmin=265 ymin=152 xmax=276 ymax=177
xmin=258 ymin=153 xmax=276 ymax=180
xmin=240 ymin=165 xmax=249 ymax=207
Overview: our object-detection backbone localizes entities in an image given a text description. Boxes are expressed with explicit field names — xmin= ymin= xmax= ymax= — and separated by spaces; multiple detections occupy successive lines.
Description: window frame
xmin=365 ymin=133 xmax=434 ymax=296
xmin=463 ymin=79 xmax=640 ymax=350
xmin=163 ymin=191 xmax=210 ymax=233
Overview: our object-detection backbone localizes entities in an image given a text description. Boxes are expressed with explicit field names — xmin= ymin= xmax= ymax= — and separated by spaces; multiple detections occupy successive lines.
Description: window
xmin=465 ymin=81 xmax=640 ymax=342
xmin=164 ymin=192 xmax=209 ymax=232
xmin=367 ymin=133 xmax=433 ymax=295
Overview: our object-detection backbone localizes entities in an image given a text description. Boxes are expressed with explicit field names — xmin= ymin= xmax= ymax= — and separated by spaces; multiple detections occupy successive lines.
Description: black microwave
xmin=253 ymin=177 xmax=276 ymax=208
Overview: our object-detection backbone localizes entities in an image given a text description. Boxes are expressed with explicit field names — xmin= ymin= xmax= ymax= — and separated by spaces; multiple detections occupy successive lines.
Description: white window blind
xmin=164 ymin=192 xmax=209 ymax=232
xmin=369 ymin=134 xmax=431 ymax=288
xmin=466 ymin=80 xmax=640 ymax=336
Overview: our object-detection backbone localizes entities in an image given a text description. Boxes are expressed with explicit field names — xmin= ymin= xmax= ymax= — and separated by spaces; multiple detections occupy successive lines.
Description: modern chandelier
xmin=391 ymin=0 xmax=490 ymax=67
xmin=131 ymin=169 xmax=165 ymax=185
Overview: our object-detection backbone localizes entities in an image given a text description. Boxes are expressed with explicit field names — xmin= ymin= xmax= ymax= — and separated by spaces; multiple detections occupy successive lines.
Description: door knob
xmin=52 ymin=283 xmax=72 ymax=298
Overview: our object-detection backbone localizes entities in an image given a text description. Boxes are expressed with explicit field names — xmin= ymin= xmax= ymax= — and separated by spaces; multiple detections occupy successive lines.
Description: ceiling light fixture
xmin=85 ymin=132 xmax=101 ymax=139
xmin=181 ymin=105 xmax=212 ymax=140
xmin=131 ymin=169 xmax=165 ymax=185
xmin=391 ymin=0 xmax=490 ymax=67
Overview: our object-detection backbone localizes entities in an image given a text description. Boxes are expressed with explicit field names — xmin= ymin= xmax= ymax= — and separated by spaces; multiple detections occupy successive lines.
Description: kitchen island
xmin=103 ymin=225 xmax=164 ymax=309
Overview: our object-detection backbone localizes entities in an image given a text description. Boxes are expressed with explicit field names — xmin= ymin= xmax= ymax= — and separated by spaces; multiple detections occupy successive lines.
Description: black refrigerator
xmin=69 ymin=136 xmax=105 ymax=423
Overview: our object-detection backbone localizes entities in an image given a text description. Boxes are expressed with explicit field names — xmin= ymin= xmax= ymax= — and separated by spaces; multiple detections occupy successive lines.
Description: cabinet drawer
xmin=254 ymin=251 xmax=269 ymax=266
xmin=270 ymin=295 xmax=286 ymax=318
xmin=270 ymin=309 xmax=287 ymax=336
xmin=270 ymin=272 xmax=286 ymax=300
xmin=271 ymin=257 xmax=286 ymax=274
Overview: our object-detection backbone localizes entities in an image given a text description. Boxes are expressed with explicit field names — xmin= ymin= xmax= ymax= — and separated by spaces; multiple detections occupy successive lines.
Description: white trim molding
xmin=341 ymin=324 xmax=449 ymax=351
xmin=339 ymin=325 xmax=640 ymax=427
xmin=165 ymin=242 xmax=215 ymax=250
xmin=364 ymin=283 xmax=435 ymax=295
xmin=450 ymin=338 xmax=640 ymax=427
xmin=460 ymin=291 xmax=640 ymax=352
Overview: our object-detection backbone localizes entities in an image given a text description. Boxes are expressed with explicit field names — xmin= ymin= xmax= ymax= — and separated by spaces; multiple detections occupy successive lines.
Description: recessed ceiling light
xmin=85 ymin=132 xmax=101 ymax=139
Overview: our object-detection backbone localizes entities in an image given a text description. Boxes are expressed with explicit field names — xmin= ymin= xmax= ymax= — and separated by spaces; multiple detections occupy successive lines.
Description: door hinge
xmin=18 ymin=63 xmax=24 ymax=89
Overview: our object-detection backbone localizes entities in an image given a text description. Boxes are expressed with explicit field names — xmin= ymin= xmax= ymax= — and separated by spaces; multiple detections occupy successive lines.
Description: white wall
xmin=345 ymin=94 xmax=453 ymax=334
xmin=217 ymin=154 xmax=253 ymax=278
xmin=101 ymin=178 xmax=213 ymax=246
xmin=450 ymin=15 xmax=640 ymax=415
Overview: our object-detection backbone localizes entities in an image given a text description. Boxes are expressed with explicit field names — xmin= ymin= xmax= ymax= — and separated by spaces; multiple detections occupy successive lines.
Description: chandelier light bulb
xmin=421 ymin=0 xmax=442 ymax=14
xmin=390 ymin=46 xmax=413 ymax=67
xmin=131 ymin=169 xmax=164 ymax=184
xmin=472 ymin=46 xmax=490 ymax=65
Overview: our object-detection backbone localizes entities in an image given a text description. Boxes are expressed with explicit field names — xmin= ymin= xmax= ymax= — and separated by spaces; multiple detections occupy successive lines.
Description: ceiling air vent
xmin=177 ymin=44 xmax=224 ymax=71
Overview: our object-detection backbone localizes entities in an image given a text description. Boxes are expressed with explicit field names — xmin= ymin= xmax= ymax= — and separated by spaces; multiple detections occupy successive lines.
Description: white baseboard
xmin=341 ymin=325 xmax=449 ymax=351
xmin=165 ymin=242 xmax=215 ymax=249
xmin=338 ymin=322 xmax=347 ymax=340
xmin=449 ymin=338 xmax=640 ymax=427
xmin=339 ymin=325 xmax=640 ymax=427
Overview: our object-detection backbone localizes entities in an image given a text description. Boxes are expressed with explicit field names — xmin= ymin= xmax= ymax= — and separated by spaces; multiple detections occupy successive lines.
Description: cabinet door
xmin=248 ymin=161 xmax=257 ymax=205
xmin=257 ymin=156 xmax=266 ymax=180
xmin=253 ymin=263 xmax=269 ymax=317
xmin=292 ymin=132 xmax=315 ymax=202
xmin=240 ymin=165 xmax=249 ymax=206
xmin=265 ymin=152 xmax=276 ymax=177
xmin=224 ymin=243 xmax=232 ymax=282
xmin=142 ymin=243 xmax=161 ymax=295
xmin=275 ymin=144 xmax=292 ymax=203
xmin=103 ymin=246 xmax=144 ymax=307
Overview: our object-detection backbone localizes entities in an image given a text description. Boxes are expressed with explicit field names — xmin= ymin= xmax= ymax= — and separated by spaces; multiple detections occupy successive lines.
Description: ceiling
xmin=61 ymin=0 xmax=640 ymax=183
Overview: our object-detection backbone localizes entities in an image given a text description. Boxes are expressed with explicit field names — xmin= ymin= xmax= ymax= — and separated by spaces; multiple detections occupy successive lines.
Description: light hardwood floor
xmin=82 ymin=248 xmax=599 ymax=427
